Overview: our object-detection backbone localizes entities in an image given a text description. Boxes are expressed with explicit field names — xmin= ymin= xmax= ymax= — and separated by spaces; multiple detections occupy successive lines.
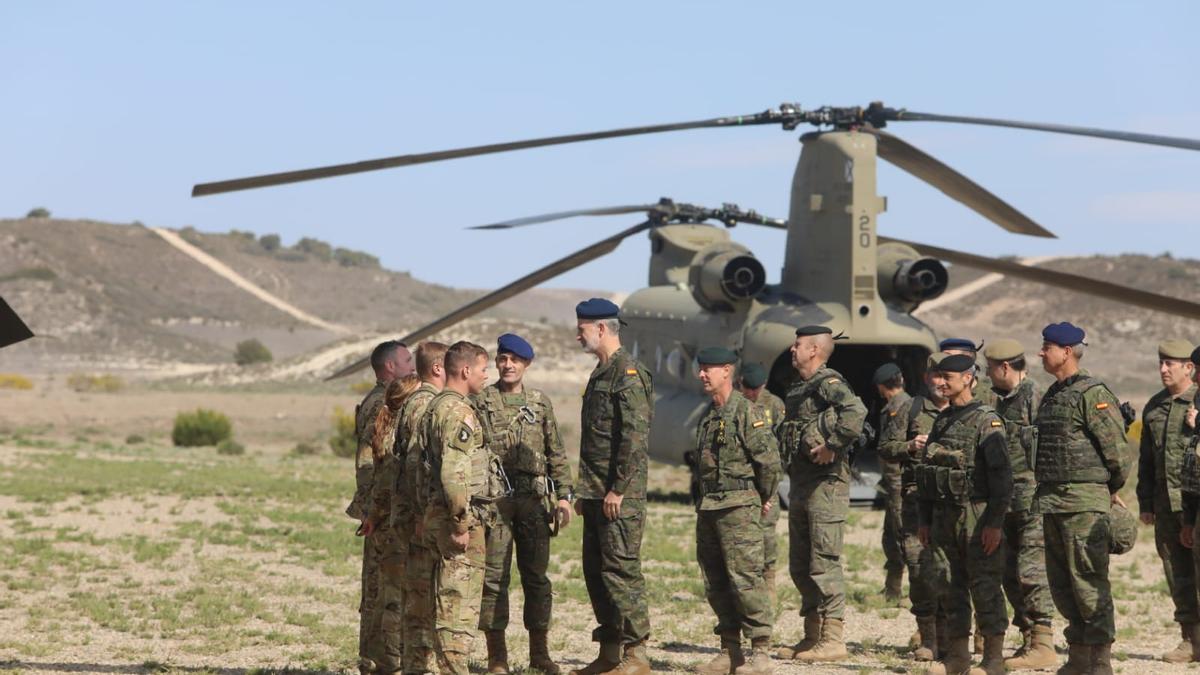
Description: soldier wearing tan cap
xmin=983 ymin=339 xmax=1055 ymax=668
xmin=1138 ymin=339 xmax=1200 ymax=663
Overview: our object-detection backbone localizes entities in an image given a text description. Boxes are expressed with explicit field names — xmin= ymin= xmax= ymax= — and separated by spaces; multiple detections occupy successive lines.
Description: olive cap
xmin=740 ymin=363 xmax=768 ymax=389
xmin=1109 ymin=502 xmax=1138 ymax=555
xmin=1158 ymin=339 xmax=1195 ymax=360
xmin=872 ymin=362 xmax=902 ymax=385
xmin=697 ymin=346 xmax=737 ymax=366
xmin=983 ymin=338 xmax=1024 ymax=362
xmin=927 ymin=351 xmax=949 ymax=368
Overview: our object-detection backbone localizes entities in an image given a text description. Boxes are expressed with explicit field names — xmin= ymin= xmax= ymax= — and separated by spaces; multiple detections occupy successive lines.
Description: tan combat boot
xmin=569 ymin=641 xmax=621 ymax=675
xmin=1090 ymin=642 xmax=1113 ymax=675
xmin=1163 ymin=622 xmax=1196 ymax=663
xmin=973 ymin=631 xmax=983 ymax=655
xmin=968 ymin=634 xmax=1004 ymax=675
xmin=485 ymin=630 xmax=509 ymax=675
xmin=735 ymin=637 xmax=773 ymax=675
xmin=794 ymin=617 xmax=848 ymax=662
xmin=1005 ymin=623 xmax=1056 ymax=670
xmin=600 ymin=641 xmax=650 ymax=675
xmin=775 ymin=613 xmax=820 ymax=659
xmin=883 ymin=568 xmax=904 ymax=604
xmin=696 ymin=635 xmax=743 ymax=675
xmin=914 ymin=616 xmax=938 ymax=662
xmin=922 ymin=635 xmax=972 ymax=675
xmin=529 ymin=630 xmax=560 ymax=675
xmin=1055 ymin=642 xmax=1090 ymax=675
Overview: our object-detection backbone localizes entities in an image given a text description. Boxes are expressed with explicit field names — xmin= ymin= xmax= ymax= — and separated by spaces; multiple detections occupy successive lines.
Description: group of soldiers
xmin=345 ymin=296 xmax=1200 ymax=675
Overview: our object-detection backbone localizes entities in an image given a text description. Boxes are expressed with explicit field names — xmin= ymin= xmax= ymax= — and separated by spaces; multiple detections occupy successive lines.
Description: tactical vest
xmin=421 ymin=392 xmax=506 ymax=511
xmin=475 ymin=387 xmax=550 ymax=476
xmin=401 ymin=388 xmax=439 ymax=515
xmin=994 ymin=380 xmax=1039 ymax=511
xmin=1180 ymin=392 xmax=1200 ymax=496
xmin=780 ymin=367 xmax=846 ymax=479
xmin=1035 ymin=375 xmax=1110 ymax=484
xmin=695 ymin=394 xmax=757 ymax=496
xmin=915 ymin=402 xmax=992 ymax=505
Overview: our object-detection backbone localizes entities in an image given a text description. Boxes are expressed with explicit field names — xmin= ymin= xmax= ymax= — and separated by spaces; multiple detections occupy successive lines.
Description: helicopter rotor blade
xmin=470 ymin=204 xmax=659 ymax=230
xmin=861 ymin=127 xmax=1055 ymax=239
xmin=881 ymin=236 xmax=1200 ymax=321
xmin=889 ymin=110 xmax=1200 ymax=152
xmin=325 ymin=220 xmax=652 ymax=379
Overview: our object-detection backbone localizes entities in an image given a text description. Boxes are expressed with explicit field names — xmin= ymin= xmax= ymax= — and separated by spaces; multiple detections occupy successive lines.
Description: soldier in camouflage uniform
xmin=915 ymin=353 xmax=1012 ymax=675
xmin=940 ymin=338 xmax=997 ymax=409
xmin=775 ymin=325 xmax=866 ymax=663
xmin=351 ymin=340 xmax=415 ymax=674
xmin=981 ymin=339 xmax=1056 ymax=669
xmin=739 ymin=362 xmax=785 ymax=611
xmin=1137 ymin=339 xmax=1199 ymax=663
xmin=396 ymin=341 xmax=448 ymax=675
xmin=414 ymin=341 xmax=495 ymax=675
xmin=475 ymin=333 xmax=575 ymax=675
xmin=872 ymin=362 xmax=910 ymax=604
xmin=1176 ymin=346 xmax=1200 ymax=663
xmin=1034 ymin=322 xmax=1129 ymax=675
xmin=690 ymin=347 xmax=781 ymax=675
xmin=571 ymin=298 xmax=654 ymax=675
xmin=878 ymin=353 xmax=948 ymax=662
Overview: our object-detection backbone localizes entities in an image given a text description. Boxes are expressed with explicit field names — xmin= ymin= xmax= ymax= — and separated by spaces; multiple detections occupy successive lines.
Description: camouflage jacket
xmin=385 ymin=382 xmax=438 ymax=532
xmin=578 ymin=347 xmax=653 ymax=499
xmin=917 ymin=400 xmax=1012 ymax=529
xmin=992 ymin=377 xmax=1043 ymax=513
xmin=780 ymin=366 xmax=866 ymax=484
xmin=878 ymin=394 xmax=944 ymax=496
xmin=473 ymin=384 xmax=573 ymax=500
xmin=692 ymin=390 xmax=781 ymax=511
xmin=877 ymin=391 xmax=912 ymax=487
xmin=347 ymin=380 xmax=386 ymax=520
xmin=417 ymin=389 xmax=488 ymax=535
xmin=756 ymin=389 xmax=787 ymax=435
xmin=1137 ymin=383 xmax=1198 ymax=514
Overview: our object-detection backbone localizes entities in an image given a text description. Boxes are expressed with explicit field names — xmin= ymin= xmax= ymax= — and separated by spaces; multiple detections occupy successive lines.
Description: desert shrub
xmin=228 ymin=229 xmax=256 ymax=242
xmin=124 ymin=433 xmax=146 ymax=445
xmin=292 ymin=441 xmax=320 ymax=456
xmin=67 ymin=373 xmax=125 ymax=393
xmin=234 ymin=339 xmax=273 ymax=366
xmin=329 ymin=407 xmax=357 ymax=458
xmin=172 ymin=409 xmax=232 ymax=447
xmin=295 ymin=237 xmax=333 ymax=262
xmin=259 ymin=233 xmax=281 ymax=251
xmin=0 ymin=374 xmax=33 ymax=390
xmin=216 ymin=439 xmax=246 ymax=456
xmin=334 ymin=247 xmax=380 ymax=268
xmin=275 ymin=250 xmax=307 ymax=263
xmin=26 ymin=207 xmax=50 ymax=218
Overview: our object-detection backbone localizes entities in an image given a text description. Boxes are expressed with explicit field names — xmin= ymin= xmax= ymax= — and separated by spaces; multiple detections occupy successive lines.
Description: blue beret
xmin=575 ymin=297 xmax=620 ymax=320
xmin=740 ymin=363 xmax=768 ymax=389
xmin=938 ymin=337 xmax=982 ymax=352
xmin=933 ymin=353 xmax=976 ymax=373
xmin=872 ymin=362 xmax=902 ymax=385
xmin=697 ymin=346 xmax=737 ymax=365
xmin=1041 ymin=322 xmax=1086 ymax=347
xmin=496 ymin=333 xmax=534 ymax=361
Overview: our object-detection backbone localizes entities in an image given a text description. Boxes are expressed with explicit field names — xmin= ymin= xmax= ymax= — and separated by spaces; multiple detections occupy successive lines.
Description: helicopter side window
xmin=666 ymin=347 xmax=683 ymax=379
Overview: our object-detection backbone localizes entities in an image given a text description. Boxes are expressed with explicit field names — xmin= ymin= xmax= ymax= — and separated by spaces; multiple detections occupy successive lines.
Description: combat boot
xmin=1189 ymin=622 xmax=1200 ymax=662
xmin=600 ymin=641 xmax=650 ymax=675
xmin=696 ymin=635 xmax=743 ymax=675
xmin=936 ymin=615 xmax=949 ymax=660
xmin=921 ymin=635 xmax=972 ymax=675
xmin=1162 ymin=622 xmax=1195 ymax=663
xmin=794 ymin=617 xmax=848 ymax=662
xmin=967 ymin=634 xmax=1004 ymax=675
xmin=734 ymin=637 xmax=772 ymax=675
xmin=1054 ymin=642 xmax=1090 ymax=675
xmin=1005 ymin=623 xmax=1056 ymax=670
xmin=529 ymin=630 xmax=560 ymax=675
xmin=914 ymin=616 xmax=938 ymax=662
xmin=485 ymin=630 xmax=510 ymax=675
xmin=775 ymin=613 xmax=820 ymax=659
xmin=569 ymin=641 xmax=621 ymax=675
xmin=883 ymin=568 xmax=904 ymax=604
xmin=1090 ymin=642 xmax=1113 ymax=675
xmin=973 ymin=632 xmax=983 ymax=655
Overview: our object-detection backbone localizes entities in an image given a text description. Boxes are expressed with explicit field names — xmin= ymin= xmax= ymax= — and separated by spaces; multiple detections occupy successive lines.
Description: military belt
xmin=702 ymin=477 xmax=754 ymax=494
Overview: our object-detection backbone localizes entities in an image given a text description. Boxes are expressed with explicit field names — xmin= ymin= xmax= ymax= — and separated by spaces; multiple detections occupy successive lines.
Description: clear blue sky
xmin=4 ymin=2 xmax=1198 ymax=292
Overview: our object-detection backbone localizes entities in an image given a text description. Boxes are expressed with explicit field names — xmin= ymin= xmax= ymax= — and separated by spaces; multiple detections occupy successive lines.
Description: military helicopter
xmin=193 ymin=101 xmax=1200 ymax=502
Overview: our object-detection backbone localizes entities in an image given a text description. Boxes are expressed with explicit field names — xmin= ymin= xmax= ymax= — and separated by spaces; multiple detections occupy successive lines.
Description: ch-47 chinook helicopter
xmin=193 ymin=101 xmax=1200 ymax=502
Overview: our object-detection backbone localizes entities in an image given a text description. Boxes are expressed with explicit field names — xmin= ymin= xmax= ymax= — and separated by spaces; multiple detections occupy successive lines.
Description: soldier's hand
xmin=1182 ymin=525 xmax=1195 ymax=549
xmin=1140 ymin=512 xmax=1155 ymax=526
xmin=809 ymin=444 xmax=835 ymax=465
xmin=574 ymin=499 xmax=584 ymax=517
xmin=918 ymin=525 xmax=930 ymax=546
xmin=449 ymin=530 xmax=469 ymax=553
xmin=603 ymin=490 xmax=624 ymax=521
xmin=1111 ymin=492 xmax=1127 ymax=508
xmin=980 ymin=526 xmax=1002 ymax=556
xmin=911 ymin=434 xmax=929 ymax=451
xmin=761 ymin=499 xmax=773 ymax=518
xmin=1188 ymin=404 xmax=1197 ymax=429
xmin=556 ymin=499 xmax=573 ymax=529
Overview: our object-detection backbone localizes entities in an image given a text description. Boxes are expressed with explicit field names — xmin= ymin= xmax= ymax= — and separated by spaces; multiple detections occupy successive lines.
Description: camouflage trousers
xmin=762 ymin=497 xmax=780 ymax=613
xmin=787 ymin=477 xmax=848 ymax=620
xmin=901 ymin=491 xmax=937 ymax=619
xmin=432 ymin=521 xmax=486 ymax=675
xmin=1044 ymin=510 xmax=1114 ymax=645
xmin=479 ymin=493 xmax=555 ymax=632
xmin=1002 ymin=509 xmax=1054 ymax=630
xmin=1154 ymin=504 xmax=1199 ymax=625
xmin=374 ymin=525 xmax=406 ymax=674
xmin=402 ymin=538 xmax=436 ymax=674
xmin=360 ymin=528 xmax=385 ymax=671
xmin=581 ymin=498 xmax=650 ymax=645
xmin=881 ymin=471 xmax=904 ymax=576
xmin=697 ymin=504 xmax=773 ymax=640
xmin=928 ymin=501 xmax=1008 ymax=639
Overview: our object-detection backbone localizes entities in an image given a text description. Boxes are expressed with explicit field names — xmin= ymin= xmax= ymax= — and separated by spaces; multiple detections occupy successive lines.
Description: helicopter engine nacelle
xmin=876 ymin=242 xmax=948 ymax=309
xmin=688 ymin=243 xmax=766 ymax=312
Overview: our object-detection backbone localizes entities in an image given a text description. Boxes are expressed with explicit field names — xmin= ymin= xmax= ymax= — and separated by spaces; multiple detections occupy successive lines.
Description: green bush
xmin=26 ymin=207 xmax=50 ymax=218
xmin=259 ymin=233 xmax=281 ymax=251
xmin=328 ymin=407 xmax=356 ymax=458
xmin=233 ymin=339 xmax=273 ymax=366
xmin=295 ymin=237 xmax=333 ymax=262
xmin=172 ymin=409 xmax=233 ymax=447
xmin=216 ymin=439 xmax=245 ymax=456
xmin=334 ymin=247 xmax=380 ymax=268
xmin=67 ymin=373 xmax=125 ymax=393
xmin=291 ymin=441 xmax=320 ymax=456
xmin=124 ymin=434 xmax=146 ymax=445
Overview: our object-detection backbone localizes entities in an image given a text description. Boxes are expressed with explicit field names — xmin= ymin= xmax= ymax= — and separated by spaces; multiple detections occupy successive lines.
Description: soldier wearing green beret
xmin=690 ymin=347 xmax=781 ymax=675
xmin=982 ymin=339 xmax=1055 ymax=669
xmin=1138 ymin=339 xmax=1199 ymax=663
xmin=872 ymin=362 xmax=910 ymax=605
xmin=776 ymin=325 xmax=866 ymax=663
xmin=940 ymin=338 xmax=997 ymax=409
xmin=739 ymin=362 xmax=785 ymax=610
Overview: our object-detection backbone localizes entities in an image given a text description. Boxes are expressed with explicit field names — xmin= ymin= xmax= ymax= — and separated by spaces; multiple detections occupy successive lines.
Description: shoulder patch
xmin=826 ymin=378 xmax=840 ymax=385
xmin=991 ymin=420 xmax=1003 ymax=427
xmin=752 ymin=420 xmax=765 ymax=428
xmin=458 ymin=427 xmax=470 ymax=442
xmin=1095 ymin=402 xmax=1109 ymax=410
xmin=626 ymin=368 xmax=639 ymax=376
xmin=889 ymin=411 xmax=898 ymax=417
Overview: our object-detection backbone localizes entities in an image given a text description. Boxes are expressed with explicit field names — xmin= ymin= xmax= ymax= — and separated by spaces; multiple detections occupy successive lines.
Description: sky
xmin=3 ymin=2 xmax=1198 ymax=293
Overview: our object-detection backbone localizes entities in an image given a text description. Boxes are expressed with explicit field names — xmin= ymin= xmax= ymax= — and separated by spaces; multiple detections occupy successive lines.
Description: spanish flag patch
xmin=752 ymin=420 xmax=765 ymax=428
xmin=1095 ymin=402 xmax=1109 ymax=410
xmin=826 ymin=378 xmax=840 ymax=385
xmin=626 ymin=368 xmax=638 ymax=376
xmin=889 ymin=411 xmax=898 ymax=417
xmin=991 ymin=421 xmax=1003 ymax=427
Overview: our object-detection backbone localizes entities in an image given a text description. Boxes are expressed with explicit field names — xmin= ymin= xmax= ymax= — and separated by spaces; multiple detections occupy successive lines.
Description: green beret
xmin=1158 ymin=339 xmax=1195 ymax=360
xmin=983 ymin=338 xmax=1024 ymax=362
xmin=697 ymin=346 xmax=737 ymax=366
xmin=872 ymin=363 xmax=901 ymax=385
xmin=933 ymin=354 xmax=975 ymax=373
xmin=1109 ymin=503 xmax=1138 ymax=555
xmin=740 ymin=363 xmax=768 ymax=389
